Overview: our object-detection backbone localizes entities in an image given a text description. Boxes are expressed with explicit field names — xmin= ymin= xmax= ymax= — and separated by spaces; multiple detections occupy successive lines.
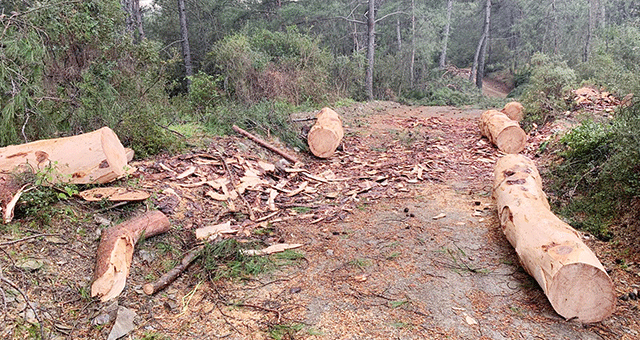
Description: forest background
xmin=1 ymin=0 xmax=640 ymax=236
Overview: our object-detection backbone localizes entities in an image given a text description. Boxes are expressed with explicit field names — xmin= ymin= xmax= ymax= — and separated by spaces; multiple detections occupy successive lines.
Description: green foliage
xmin=399 ymin=69 xmax=484 ymax=107
xmin=0 ymin=1 xmax=175 ymax=157
xmin=205 ymin=100 xmax=307 ymax=151
xmin=577 ymin=25 xmax=640 ymax=96
xmin=201 ymin=239 xmax=274 ymax=280
xmin=13 ymin=165 xmax=80 ymax=225
xmin=519 ymin=53 xmax=577 ymax=128
xmin=207 ymin=27 xmax=334 ymax=105
xmin=268 ymin=323 xmax=304 ymax=340
xmin=548 ymin=100 xmax=640 ymax=238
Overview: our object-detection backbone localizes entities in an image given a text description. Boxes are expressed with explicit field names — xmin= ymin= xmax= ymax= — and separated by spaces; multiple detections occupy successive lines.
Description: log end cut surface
xmin=502 ymin=101 xmax=525 ymax=121
xmin=308 ymin=128 xmax=341 ymax=158
xmin=548 ymin=262 xmax=615 ymax=323
xmin=495 ymin=125 xmax=527 ymax=154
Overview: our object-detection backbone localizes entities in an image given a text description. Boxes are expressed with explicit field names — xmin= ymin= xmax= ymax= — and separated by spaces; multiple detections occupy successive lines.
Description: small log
xmin=480 ymin=110 xmax=527 ymax=154
xmin=143 ymin=246 xmax=201 ymax=296
xmin=493 ymin=154 xmax=615 ymax=323
xmin=91 ymin=210 xmax=171 ymax=302
xmin=0 ymin=127 xmax=128 ymax=184
xmin=307 ymin=108 xmax=344 ymax=158
xmin=232 ymin=125 xmax=298 ymax=164
xmin=501 ymin=101 xmax=525 ymax=121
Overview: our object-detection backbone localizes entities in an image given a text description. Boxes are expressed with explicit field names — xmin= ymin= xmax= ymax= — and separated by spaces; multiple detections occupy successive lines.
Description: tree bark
xmin=177 ymin=0 xmax=193 ymax=87
xmin=232 ymin=125 xmax=299 ymax=164
xmin=0 ymin=127 xmax=128 ymax=185
xmin=396 ymin=16 xmax=402 ymax=52
xmin=365 ymin=0 xmax=376 ymax=100
xmin=143 ymin=246 xmax=201 ymax=295
xmin=476 ymin=0 xmax=491 ymax=89
xmin=91 ymin=210 xmax=171 ymax=302
xmin=307 ymin=108 xmax=344 ymax=158
xmin=480 ymin=110 xmax=527 ymax=154
xmin=493 ymin=155 xmax=615 ymax=323
xmin=439 ymin=0 xmax=453 ymax=69
xmin=410 ymin=0 xmax=415 ymax=87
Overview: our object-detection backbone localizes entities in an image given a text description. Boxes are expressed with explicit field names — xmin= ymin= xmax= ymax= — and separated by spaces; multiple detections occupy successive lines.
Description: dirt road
xmin=1 ymin=102 xmax=638 ymax=340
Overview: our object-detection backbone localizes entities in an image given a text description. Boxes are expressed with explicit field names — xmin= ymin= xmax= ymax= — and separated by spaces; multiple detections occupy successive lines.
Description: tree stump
xmin=501 ymin=101 xmax=525 ymax=121
xmin=493 ymin=154 xmax=615 ymax=323
xmin=480 ymin=110 xmax=527 ymax=154
xmin=0 ymin=127 xmax=128 ymax=184
xmin=307 ymin=108 xmax=344 ymax=158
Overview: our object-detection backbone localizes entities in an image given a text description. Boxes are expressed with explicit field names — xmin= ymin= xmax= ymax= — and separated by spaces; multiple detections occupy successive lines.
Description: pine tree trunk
xmin=476 ymin=0 xmax=491 ymax=89
xmin=365 ymin=0 xmax=376 ymax=100
xmin=396 ymin=17 xmax=402 ymax=52
xmin=177 ymin=0 xmax=193 ymax=87
xmin=439 ymin=0 xmax=453 ymax=69
xmin=410 ymin=0 xmax=416 ymax=87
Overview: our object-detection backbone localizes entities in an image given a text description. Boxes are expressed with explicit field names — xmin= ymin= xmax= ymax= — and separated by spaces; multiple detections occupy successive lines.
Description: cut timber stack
xmin=480 ymin=110 xmax=527 ymax=154
xmin=493 ymin=154 xmax=615 ymax=323
xmin=91 ymin=210 xmax=171 ymax=302
xmin=307 ymin=107 xmax=344 ymax=158
xmin=501 ymin=101 xmax=525 ymax=122
xmin=0 ymin=127 xmax=128 ymax=184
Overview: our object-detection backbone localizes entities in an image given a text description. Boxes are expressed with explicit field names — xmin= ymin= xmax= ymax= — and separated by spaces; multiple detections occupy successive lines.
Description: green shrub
xmin=519 ymin=53 xmax=577 ymax=129
xmin=205 ymin=100 xmax=306 ymax=151
xmin=548 ymin=100 xmax=640 ymax=238
xmin=0 ymin=1 xmax=176 ymax=157
xmin=207 ymin=27 xmax=334 ymax=105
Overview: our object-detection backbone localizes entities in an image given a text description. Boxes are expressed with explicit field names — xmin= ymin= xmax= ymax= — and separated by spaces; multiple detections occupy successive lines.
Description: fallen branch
xmin=143 ymin=246 xmax=202 ymax=296
xmin=91 ymin=210 xmax=171 ymax=302
xmin=232 ymin=125 xmax=298 ymax=164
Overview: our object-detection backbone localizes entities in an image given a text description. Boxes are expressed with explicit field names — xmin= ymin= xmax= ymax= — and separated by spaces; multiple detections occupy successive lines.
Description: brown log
xmin=232 ymin=125 xmax=298 ymax=164
xmin=91 ymin=210 xmax=171 ymax=302
xmin=0 ymin=127 xmax=128 ymax=184
xmin=307 ymin=108 xmax=344 ymax=158
xmin=143 ymin=246 xmax=201 ymax=296
xmin=501 ymin=101 xmax=525 ymax=121
xmin=480 ymin=110 xmax=527 ymax=154
xmin=493 ymin=154 xmax=615 ymax=323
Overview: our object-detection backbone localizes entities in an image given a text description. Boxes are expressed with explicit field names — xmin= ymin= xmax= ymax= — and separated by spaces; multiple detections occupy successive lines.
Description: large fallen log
xmin=493 ymin=154 xmax=615 ymax=323
xmin=0 ymin=127 xmax=128 ymax=184
xmin=91 ymin=210 xmax=171 ymax=302
xmin=307 ymin=107 xmax=344 ymax=158
xmin=480 ymin=110 xmax=527 ymax=154
xmin=501 ymin=101 xmax=525 ymax=122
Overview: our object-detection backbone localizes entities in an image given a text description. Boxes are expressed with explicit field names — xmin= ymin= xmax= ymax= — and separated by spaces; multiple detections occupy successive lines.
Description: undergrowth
xmin=200 ymin=239 xmax=304 ymax=281
xmin=547 ymin=99 xmax=640 ymax=239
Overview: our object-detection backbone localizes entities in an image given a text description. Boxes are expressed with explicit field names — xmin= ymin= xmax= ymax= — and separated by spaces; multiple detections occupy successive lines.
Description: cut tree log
xmin=480 ymin=110 xmax=527 ymax=154
xmin=91 ymin=210 xmax=171 ymax=302
xmin=307 ymin=108 xmax=344 ymax=158
xmin=0 ymin=127 xmax=128 ymax=184
xmin=493 ymin=154 xmax=615 ymax=323
xmin=501 ymin=101 xmax=525 ymax=121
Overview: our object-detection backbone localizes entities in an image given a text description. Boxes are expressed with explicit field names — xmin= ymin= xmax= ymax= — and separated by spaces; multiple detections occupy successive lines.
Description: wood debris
xmin=78 ymin=187 xmax=150 ymax=202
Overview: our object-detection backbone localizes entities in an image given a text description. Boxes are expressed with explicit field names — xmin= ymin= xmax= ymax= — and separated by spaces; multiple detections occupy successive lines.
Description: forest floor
xmin=1 ymin=97 xmax=640 ymax=339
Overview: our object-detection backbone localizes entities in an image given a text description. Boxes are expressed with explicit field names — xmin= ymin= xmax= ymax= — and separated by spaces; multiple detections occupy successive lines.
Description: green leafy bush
xmin=0 ymin=1 xmax=176 ymax=156
xmin=207 ymin=27 xmax=334 ymax=105
xmin=548 ymin=100 xmax=640 ymax=238
xmin=519 ymin=53 xmax=577 ymax=128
